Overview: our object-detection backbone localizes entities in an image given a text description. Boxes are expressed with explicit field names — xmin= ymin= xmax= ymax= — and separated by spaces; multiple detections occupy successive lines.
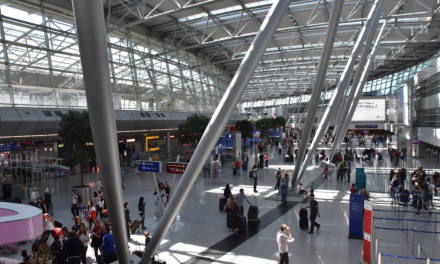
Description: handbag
xmin=154 ymin=191 xmax=157 ymax=195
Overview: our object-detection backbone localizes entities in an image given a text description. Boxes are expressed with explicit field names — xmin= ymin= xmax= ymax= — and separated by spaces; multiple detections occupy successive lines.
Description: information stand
xmin=363 ymin=200 xmax=373 ymax=264
xmin=348 ymin=194 xmax=364 ymax=240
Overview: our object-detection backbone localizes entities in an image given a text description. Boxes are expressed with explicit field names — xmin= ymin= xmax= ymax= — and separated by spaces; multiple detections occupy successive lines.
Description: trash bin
xmin=21 ymin=186 xmax=29 ymax=200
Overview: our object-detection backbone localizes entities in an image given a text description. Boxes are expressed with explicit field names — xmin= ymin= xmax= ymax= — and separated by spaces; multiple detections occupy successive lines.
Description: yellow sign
xmin=150 ymin=147 xmax=160 ymax=151
xmin=145 ymin=135 xmax=160 ymax=152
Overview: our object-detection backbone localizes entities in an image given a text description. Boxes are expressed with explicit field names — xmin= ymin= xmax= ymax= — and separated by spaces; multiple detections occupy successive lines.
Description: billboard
xmin=352 ymin=99 xmax=386 ymax=121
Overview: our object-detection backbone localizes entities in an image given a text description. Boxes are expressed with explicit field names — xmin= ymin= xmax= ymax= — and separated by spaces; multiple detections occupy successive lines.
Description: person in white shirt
xmin=277 ymin=224 xmax=294 ymax=264
xmin=427 ymin=178 xmax=437 ymax=206
xmin=31 ymin=187 xmax=39 ymax=204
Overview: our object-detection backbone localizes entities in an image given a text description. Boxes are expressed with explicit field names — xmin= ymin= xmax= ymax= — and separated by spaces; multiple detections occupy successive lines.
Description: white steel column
xmin=332 ymin=21 xmax=389 ymax=154
xmin=141 ymin=0 xmax=291 ymax=262
xmin=295 ymin=0 xmax=384 ymax=182
xmin=289 ymin=0 xmax=345 ymax=187
xmin=71 ymin=1 xmax=130 ymax=263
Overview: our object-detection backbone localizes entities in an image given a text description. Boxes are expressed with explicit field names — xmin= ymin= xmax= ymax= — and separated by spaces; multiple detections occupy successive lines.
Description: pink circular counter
xmin=0 ymin=202 xmax=43 ymax=244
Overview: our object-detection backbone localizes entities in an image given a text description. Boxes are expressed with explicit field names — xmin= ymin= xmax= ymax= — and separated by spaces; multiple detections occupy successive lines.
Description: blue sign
xmin=348 ymin=194 xmax=364 ymax=239
xmin=220 ymin=134 xmax=235 ymax=138
xmin=137 ymin=161 xmax=162 ymax=173
xmin=0 ymin=144 xmax=15 ymax=152
xmin=211 ymin=147 xmax=226 ymax=155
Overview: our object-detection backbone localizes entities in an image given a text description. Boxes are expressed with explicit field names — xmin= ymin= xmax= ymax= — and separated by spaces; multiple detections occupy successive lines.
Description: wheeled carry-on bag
xmin=130 ymin=220 xmax=141 ymax=234
xmin=299 ymin=208 xmax=308 ymax=231
xmin=219 ymin=197 xmax=227 ymax=212
xmin=248 ymin=205 xmax=260 ymax=227
xmin=238 ymin=215 xmax=247 ymax=231
xmin=233 ymin=167 xmax=237 ymax=175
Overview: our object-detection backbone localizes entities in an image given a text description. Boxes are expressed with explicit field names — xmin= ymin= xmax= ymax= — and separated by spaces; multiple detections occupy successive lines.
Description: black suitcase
xmin=299 ymin=208 xmax=308 ymax=230
xmin=248 ymin=205 xmax=260 ymax=227
xmin=54 ymin=220 xmax=63 ymax=228
xmin=233 ymin=167 xmax=237 ymax=175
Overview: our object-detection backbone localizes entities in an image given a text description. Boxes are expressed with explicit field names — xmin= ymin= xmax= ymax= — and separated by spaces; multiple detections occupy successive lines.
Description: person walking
xmin=359 ymin=185 xmax=370 ymax=201
xmin=124 ymin=202 xmax=130 ymax=239
xmin=234 ymin=159 xmax=241 ymax=175
xmin=31 ymin=187 xmax=40 ymax=204
xmin=76 ymin=225 xmax=89 ymax=264
xmin=44 ymin=188 xmax=53 ymax=215
xmin=281 ymin=173 xmax=289 ymax=202
xmin=120 ymin=166 xmax=125 ymax=189
xmin=227 ymin=197 xmax=239 ymax=233
xmin=345 ymin=161 xmax=351 ymax=182
xmin=62 ymin=230 xmax=85 ymax=264
xmin=304 ymin=194 xmax=321 ymax=234
xmin=71 ymin=190 xmax=79 ymax=219
xmin=164 ymin=181 xmax=171 ymax=205
xmin=155 ymin=179 xmax=164 ymax=205
xmin=336 ymin=161 xmax=344 ymax=183
xmin=235 ymin=188 xmax=252 ymax=216
xmin=223 ymin=184 xmax=232 ymax=199
xmin=101 ymin=226 xmax=117 ymax=264
xmin=278 ymin=143 xmax=283 ymax=155
xmin=203 ymin=159 xmax=210 ymax=178
xmin=259 ymin=153 xmax=264 ymax=168
xmin=90 ymin=220 xmax=103 ymax=261
xmin=252 ymin=168 xmax=258 ymax=193
xmin=276 ymin=224 xmax=293 ymax=264
xmin=138 ymin=197 xmax=147 ymax=230
xmin=274 ymin=168 xmax=282 ymax=190
xmin=1 ymin=179 xmax=12 ymax=200
xmin=264 ymin=153 xmax=270 ymax=167
xmin=97 ymin=195 xmax=105 ymax=220
xmin=242 ymin=154 xmax=248 ymax=171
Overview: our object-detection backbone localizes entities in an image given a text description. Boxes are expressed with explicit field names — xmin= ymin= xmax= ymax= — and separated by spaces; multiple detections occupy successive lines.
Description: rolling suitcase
xmin=219 ymin=197 xmax=227 ymax=212
xmin=238 ymin=215 xmax=247 ymax=231
xmin=299 ymin=208 xmax=308 ymax=231
xmin=233 ymin=167 xmax=237 ymax=175
xmin=284 ymin=155 xmax=289 ymax=162
xmin=248 ymin=205 xmax=260 ymax=227
xmin=130 ymin=220 xmax=141 ymax=234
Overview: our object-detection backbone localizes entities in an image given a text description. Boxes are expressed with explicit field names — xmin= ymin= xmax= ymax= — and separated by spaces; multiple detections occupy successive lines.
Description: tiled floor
xmin=2 ymin=145 xmax=440 ymax=263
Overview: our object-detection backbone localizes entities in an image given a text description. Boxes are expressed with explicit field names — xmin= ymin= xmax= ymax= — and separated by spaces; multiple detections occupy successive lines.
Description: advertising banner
xmin=352 ymin=99 xmax=386 ymax=121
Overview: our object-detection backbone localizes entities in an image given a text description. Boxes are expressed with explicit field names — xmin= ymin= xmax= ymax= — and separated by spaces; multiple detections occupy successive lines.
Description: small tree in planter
xmin=59 ymin=110 xmax=95 ymax=187
xmin=235 ymin=119 xmax=254 ymax=151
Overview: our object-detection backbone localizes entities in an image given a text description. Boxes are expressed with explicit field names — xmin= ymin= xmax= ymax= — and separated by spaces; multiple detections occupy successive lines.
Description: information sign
xmin=348 ymin=194 xmax=364 ymax=239
xmin=363 ymin=200 xmax=373 ymax=264
xmin=166 ymin=162 xmax=188 ymax=174
xmin=137 ymin=161 xmax=162 ymax=173
xmin=0 ymin=144 xmax=15 ymax=152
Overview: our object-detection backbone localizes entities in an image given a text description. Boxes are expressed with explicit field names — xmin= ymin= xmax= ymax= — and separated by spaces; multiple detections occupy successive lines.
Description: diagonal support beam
xmin=331 ymin=21 xmax=389 ymax=157
xmin=140 ymin=0 xmax=291 ymax=262
xmin=71 ymin=1 xmax=130 ymax=264
xmin=296 ymin=0 xmax=385 ymax=182
xmin=289 ymin=0 xmax=345 ymax=188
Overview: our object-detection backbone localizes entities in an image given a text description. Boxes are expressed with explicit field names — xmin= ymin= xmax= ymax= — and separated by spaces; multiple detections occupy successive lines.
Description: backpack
xmin=249 ymin=170 xmax=254 ymax=178
xmin=77 ymin=194 xmax=82 ymax=204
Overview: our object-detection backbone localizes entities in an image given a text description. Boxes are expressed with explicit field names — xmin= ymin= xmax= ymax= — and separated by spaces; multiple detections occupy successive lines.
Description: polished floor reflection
xmin=3 ymin=147 xmax=440 ymax=264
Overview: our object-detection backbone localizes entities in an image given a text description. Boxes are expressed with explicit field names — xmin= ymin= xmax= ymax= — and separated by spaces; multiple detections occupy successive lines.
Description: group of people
xmin=223 ymin=185 xmax=252 ymax=233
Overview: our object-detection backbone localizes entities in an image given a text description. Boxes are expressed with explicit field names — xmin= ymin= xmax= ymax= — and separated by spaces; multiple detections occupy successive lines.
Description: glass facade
xmin=0 ymin=3 xmax=230 ymax=112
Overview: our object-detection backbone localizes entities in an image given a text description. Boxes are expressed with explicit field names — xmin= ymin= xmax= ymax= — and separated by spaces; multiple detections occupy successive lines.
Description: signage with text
xmin=363 ymin=200 xmax=373 ymax=264
xmin=137 ymin=161 xmax=162 ymax=173
xmin=0 ymin=144 xmax=15 ymax=152
xmin=166 ymin=162 xmax=189 ymax=174
xmin=348 ymin=194 xmax=364 ymax=239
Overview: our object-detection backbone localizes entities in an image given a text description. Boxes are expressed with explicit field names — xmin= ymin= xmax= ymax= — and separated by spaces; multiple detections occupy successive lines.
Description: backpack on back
xmin=77 ymin=194 xmax=82 ymax=204
xmin=249 ymin=170 xmax=254 ymax=178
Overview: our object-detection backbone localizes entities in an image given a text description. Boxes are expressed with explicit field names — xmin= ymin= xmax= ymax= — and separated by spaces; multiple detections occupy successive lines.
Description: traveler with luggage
xmin=304 ymin=194 xmax=321 ymax=234
xmin=224 ymin=184 xmax=232 ymax=199
xmin=236 ymin=188 xmax=252 ymax=216
xmin=252 ymin=168 xmax=258 ymax=193
xmin=276 ymin=224 xmax=293 ymax=264
xmin=164 ymin=181 xmax=171 ymax=204
xmin=138 ymin=197 xmax=147 ymax=230
xmin=124 ymin=202 xmax=130 ymax=239
xmin=359 ymin=185 xmax=370 ymax=201
xmin=234 ymin=159 xmax=241 ymax=175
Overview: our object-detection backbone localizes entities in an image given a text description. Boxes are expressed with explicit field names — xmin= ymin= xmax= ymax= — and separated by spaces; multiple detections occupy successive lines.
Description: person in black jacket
xmin=124 ymin=202 xmax=130 ymax=239
xmin=223 ymin=184 xmax=231 ymax=199
xmin=138 ymin=197 xmax=146 ymax=230
xmin=1 ymin=180 xmax=12 ymax=200
xmin=62 ymin=230 xmax=85 ymax=264
xmin=44 ymin=188 xmax=53 ymax=215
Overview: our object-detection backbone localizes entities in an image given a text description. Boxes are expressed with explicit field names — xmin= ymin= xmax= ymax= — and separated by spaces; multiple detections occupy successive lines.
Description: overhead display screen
xmin=352 ymin=99 xmax=386 ymax=121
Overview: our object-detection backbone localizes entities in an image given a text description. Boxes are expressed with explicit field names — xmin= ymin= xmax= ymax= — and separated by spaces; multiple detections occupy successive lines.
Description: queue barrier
xmin=378 ymin=253 xmax=440 ymax=263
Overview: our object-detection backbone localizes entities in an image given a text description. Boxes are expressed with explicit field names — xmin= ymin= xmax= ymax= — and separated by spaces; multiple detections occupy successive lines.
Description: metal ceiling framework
xmin=102 ymin=0 xmax=440 ymax=102
xmin=0 ymin=0 xmax=440 ymax=107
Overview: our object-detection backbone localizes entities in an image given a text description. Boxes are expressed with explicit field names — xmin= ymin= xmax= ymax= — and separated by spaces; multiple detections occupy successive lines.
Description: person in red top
xmin=264 ymin=152 xmax=270 ymax=167
xmin=323 ymin=165 xmax=329 ymax=180
xmin=350 ymin=183 xmax=357 ymax=194
xmin=234 ymin=159 xmax=241 ymax=176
